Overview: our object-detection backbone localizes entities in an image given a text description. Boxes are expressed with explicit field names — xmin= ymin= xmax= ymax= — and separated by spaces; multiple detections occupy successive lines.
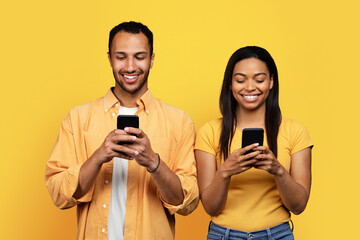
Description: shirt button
xmin=101 ymin=228 xmax=105 ymax=233
xmin=112 ymin=113 xmax=116 ymax=117
xmin=105 ymin=109 xmax=108 ymax=112
xmin=103 ymin=204 xmax=107 ymax=208
xmin=146 ymin=110 xmax=149 ymax=113
xmin=115 ymin=103 xmax=118 ymax=107
xmin=105 ymin=180 xmax=109 ymax=184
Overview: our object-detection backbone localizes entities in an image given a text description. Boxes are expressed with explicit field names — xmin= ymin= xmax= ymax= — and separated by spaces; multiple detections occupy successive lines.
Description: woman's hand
xmin=252 ymin=146 xmax=284 ymax=176
xmin=219 ymin=143 xmax=261 ymax=179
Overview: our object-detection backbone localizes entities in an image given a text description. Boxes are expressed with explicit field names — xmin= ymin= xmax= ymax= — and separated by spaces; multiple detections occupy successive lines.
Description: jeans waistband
xmin=209 ymin=221 xmax=292 ymax=237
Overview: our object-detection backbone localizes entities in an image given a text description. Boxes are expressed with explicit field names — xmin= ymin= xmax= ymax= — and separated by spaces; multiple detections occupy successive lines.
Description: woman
xmin=195 ymin=46 xmax=312 ymax=240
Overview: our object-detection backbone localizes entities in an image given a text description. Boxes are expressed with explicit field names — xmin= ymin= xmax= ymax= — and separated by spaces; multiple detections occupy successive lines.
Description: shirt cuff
xmin=160 ymin=174 xmax=199 ymax=215
xmin=66 ymin=164 xmax=94 ymax=204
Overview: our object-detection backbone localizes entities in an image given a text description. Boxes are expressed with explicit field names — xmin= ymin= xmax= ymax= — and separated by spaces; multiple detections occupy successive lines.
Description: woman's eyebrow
xmin=254 ymin=72 xmax=267 ymax=77
xmin=234 ymin=73 xmax=246 ymax=77
xmin=234 ymin=73 xmax=267 ymax=77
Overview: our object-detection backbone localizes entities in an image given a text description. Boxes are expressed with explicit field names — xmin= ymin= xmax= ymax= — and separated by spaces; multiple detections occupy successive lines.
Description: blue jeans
xmin=207 ymin=221 xmax=294 ymax=240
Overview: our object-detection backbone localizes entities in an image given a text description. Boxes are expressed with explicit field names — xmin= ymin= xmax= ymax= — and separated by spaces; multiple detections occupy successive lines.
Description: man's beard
xmin=114 ymin=69 xmax=150 ymax=94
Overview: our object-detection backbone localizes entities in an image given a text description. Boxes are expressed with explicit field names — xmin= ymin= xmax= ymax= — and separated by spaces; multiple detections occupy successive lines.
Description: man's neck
xmin=112 ymin=86 xmax=147 ymax=108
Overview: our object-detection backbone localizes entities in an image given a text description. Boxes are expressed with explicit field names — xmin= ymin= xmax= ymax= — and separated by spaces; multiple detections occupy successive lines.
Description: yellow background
xmin=1 ymin=0 xmax=359 ymax=239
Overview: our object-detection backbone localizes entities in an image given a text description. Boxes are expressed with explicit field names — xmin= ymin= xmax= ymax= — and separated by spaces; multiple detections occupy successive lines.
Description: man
xmin=45 ymin=21 xmax=198 ymax=240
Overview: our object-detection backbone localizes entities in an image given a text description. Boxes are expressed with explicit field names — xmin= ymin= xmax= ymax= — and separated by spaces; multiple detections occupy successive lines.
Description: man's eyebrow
xmin=113 ymin=51 xmax=125 ymax=55
xmin=113 ymin=51 xmax=148 ymax=55
xmin=135 ymin=51 xmax=148 ymax=55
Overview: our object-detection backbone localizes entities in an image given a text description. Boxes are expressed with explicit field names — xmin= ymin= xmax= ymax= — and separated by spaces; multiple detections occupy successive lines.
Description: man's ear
xmin=150 ymin=53 xmax=155 ymax=69
xmin=107 ymin=52 xmax=112 ymax=66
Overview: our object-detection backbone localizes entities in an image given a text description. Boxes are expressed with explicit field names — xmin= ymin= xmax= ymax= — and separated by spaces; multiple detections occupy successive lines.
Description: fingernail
xmin=134 ymin=151 xmax=139 ymax=156
xmin=131 ymin=136 xmax=136 ymax=140
xmin=124 ymin=127 xmax=129 ymax=131
xmin=254 ymin=143 xmax=259 ymax=146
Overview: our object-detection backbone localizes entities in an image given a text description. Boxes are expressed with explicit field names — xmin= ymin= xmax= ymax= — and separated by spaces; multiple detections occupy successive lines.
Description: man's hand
xmin=122 ymin=127 xmax=159 ymax=171
xmin=91 ymin=129 xmax=138 ymax=165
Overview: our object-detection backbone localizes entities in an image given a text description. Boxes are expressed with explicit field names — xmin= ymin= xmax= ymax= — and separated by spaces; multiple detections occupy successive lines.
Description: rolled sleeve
xmin=161 ymin=115 xmax=199 ymax=215
xmin=45 ymin=114 xmax=94 ymax=209
xmin=162 ymin=174 xmax=199 ymax=215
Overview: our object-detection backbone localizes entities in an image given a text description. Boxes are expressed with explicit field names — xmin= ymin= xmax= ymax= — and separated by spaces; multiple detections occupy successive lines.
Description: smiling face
xmin=232 ymin=58 xmax=273 ymax=112
xmin=108 ymin=31 xmax=154 ymax=96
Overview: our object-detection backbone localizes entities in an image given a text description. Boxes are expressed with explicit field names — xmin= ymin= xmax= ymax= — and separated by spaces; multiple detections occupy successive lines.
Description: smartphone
xmin=241 ymin=128 xmax=264 ymax=154
xmin=117 ymin=115 xmax=139 ymax=145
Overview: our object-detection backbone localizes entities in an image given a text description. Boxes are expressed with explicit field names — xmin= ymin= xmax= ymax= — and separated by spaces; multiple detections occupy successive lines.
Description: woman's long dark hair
xmin=219 ymin=46 xmax=281 ymax=161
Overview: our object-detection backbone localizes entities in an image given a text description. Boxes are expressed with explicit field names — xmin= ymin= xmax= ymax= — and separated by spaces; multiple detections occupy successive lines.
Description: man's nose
xmin=124 ymin=58 xmax=136 ymax=72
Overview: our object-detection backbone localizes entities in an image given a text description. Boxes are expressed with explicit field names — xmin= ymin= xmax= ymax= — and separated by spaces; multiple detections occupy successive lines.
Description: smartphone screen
xmin=241 ymin=128 xmax=264 ymax=154
xmin=117 ymin=115 xmax=139 ymax=145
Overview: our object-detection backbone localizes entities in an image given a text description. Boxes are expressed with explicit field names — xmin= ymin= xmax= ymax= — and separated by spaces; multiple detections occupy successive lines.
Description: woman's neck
xmin=236 ymin=105 xmax=266 ymax=131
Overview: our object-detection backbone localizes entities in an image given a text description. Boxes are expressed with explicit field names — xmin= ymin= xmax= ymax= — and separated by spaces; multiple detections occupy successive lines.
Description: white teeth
xmin=244 ymin=95 xmax=258 ymax=100
xmin=124 ymin=75 xmax=137 ymax=79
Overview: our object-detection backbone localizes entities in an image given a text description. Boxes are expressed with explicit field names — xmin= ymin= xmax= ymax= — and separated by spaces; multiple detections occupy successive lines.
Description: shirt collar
xmin=103 ymin=88 xmax=119 ymax=113
xmin=103 ymin=88 xmax=155 ymax=115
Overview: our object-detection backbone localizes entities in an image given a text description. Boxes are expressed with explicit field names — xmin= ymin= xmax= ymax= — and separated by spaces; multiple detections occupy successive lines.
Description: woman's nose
xmin=245 ymin=79 xmax=256 ymax=91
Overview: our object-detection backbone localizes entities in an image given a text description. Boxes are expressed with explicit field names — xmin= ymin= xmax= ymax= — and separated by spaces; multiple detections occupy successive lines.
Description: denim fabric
xmin=207 ymin=221 xmax=294 ymax=240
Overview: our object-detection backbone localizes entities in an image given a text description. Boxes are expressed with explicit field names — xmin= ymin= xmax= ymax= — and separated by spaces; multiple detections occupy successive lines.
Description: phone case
xmin=117 ymin=115 xmax=139 ymax=145
xmin=117 ymin=115 xmax=139 ymax=129
xmin=242 ymin=128 xmax=264 ymax=154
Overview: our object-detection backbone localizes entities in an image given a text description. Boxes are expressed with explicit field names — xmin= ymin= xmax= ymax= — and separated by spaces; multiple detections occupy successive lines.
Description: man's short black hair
xmin=108 ymin=21 xmax=153 ymax=56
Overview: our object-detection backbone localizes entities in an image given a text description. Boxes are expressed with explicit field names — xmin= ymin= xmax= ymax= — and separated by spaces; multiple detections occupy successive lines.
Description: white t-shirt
xmin=108 ymin=106 xmax=139 ymax=240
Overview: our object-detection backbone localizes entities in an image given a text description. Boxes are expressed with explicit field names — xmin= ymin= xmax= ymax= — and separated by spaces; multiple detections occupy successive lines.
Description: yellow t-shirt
xmin=195 ymin=117 xmax=313 ymax=231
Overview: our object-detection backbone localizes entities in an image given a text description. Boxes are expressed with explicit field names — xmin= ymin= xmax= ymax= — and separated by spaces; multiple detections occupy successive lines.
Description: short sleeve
xmin=289 ymin=119 xmax=313 ymax=155
xmin=195 ymin=120 xmax=220 ymax=156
